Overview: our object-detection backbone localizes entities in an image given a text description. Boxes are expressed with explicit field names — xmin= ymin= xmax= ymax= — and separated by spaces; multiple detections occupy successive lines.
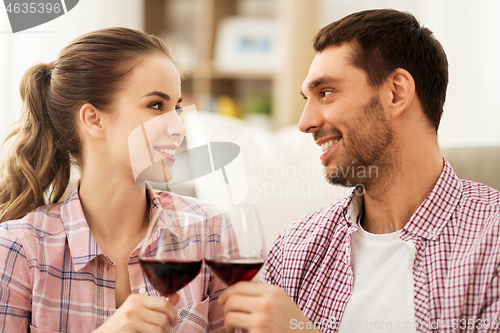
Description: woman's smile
xmin=153 ymin=144 xmax=178 ymax=162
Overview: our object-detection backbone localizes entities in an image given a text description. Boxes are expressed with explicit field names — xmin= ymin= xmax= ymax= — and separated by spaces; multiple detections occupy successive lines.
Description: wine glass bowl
xmin=205 ymin=205 xmax=266 ymax=286
xmin=139 ymin=208 xmax=205 ymax=296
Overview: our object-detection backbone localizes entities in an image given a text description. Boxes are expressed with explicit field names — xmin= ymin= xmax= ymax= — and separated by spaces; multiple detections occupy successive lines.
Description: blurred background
xmin=1 ymin=0 xmax=499 ymax=246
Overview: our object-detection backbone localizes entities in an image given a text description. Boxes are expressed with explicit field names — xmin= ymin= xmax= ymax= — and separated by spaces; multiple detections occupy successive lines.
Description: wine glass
xmin=139 ymin=208 xmax=205 ymax=297
xmin=205 ymin=204 xmax=266 ymax=332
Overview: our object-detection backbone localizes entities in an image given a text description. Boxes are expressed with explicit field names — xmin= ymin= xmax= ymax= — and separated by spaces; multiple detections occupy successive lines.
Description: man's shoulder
xmin=458 ymin=180 xmax=500 ymax=225
xmin=453 ymin=179 xmax=500 ymax=244
xmin=460 ymin=179 xmax=500 ymax=208
xmin=279 ymin=195 xmax=349 ymax=244
xmin=262 ymin=196 xmax=350 ymax=286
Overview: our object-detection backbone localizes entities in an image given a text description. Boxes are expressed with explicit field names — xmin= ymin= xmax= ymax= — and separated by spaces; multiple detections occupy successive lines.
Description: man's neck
xmin=360 ymin=145 xmax=444 ymax=234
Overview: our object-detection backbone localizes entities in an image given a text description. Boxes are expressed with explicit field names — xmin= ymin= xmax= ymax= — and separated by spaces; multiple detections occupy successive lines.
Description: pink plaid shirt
xmin=261 ymin=159 xmax=500 ymax=332
xmin=0 ymin=182 xmax=226 ymax=332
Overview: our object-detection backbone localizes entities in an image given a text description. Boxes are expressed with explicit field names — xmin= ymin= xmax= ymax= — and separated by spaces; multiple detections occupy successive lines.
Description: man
xmin=218 ymin=9 xmax=500 ymax=333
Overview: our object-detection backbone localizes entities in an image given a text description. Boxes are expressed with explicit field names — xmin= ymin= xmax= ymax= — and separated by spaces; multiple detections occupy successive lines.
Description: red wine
xmin=205 ymin=258 xmax=264 ymax=286
xmin=140 ymin=259 xmax=202 ymax=295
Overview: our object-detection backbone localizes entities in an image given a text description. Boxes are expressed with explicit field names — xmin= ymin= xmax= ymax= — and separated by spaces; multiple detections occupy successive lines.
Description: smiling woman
xmin=96 ymin=54 xmax=185 ymax=189
xmin=0 ymin=28 xmax=226 ymax=332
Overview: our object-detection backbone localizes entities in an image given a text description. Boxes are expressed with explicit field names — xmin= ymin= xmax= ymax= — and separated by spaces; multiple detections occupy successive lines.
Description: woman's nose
xmin=163 ymin=110 xmax=186 ymax=140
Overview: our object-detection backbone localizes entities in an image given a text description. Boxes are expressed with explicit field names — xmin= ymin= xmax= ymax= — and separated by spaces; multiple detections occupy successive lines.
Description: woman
xmin=0 ymin=28 xmax=226 ymax=332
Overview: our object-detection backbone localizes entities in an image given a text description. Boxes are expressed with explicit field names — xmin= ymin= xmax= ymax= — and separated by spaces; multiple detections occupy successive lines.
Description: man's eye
xmin=321 ymin=91 xmax=333 ymax=97
xmin=175 ymin=106 xmax=183 ymax=115
xmin=150 ymin=102 xmax=163 ymax=111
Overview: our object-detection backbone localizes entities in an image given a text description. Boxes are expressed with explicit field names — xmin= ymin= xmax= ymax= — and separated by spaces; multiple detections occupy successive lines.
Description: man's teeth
xmin=320 ymin=139 xmax=339 ymax=152
xmin=155 ymin=148 xmax=175 ymax=156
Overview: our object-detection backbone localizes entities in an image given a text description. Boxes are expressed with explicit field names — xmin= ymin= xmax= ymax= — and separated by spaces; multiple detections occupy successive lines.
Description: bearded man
xmin=218 ymin=9 xmax=500 ymax=333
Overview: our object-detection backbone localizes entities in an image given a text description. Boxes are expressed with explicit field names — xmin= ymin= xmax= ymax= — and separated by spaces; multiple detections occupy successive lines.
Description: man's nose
xmin=298 ymin=100 xmax=323 ymax=133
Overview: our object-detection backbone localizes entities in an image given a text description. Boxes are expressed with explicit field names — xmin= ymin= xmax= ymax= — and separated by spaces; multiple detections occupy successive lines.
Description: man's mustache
xmin=313 ymin=128 xmax=343 ymax=142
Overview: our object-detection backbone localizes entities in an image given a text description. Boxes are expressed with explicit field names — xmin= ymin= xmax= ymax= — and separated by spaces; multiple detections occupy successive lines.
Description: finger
xmin=159 ymin=295 xmax=179 ymax=325
xmin=223 ymin=294 xmax=258 ymax=315
xmin=160 ymin=295 xmax=179 ymax=327
xmin=139 ymin=307 xmax=171 ymax=331
xmin=141 ymin=296 xmax=178 ymax=327
xmin=224 ymin=311 xmax=254 ymax=333
xmin=134 ymin=319 xmax=170 ymax=333
xmin=168 ymin=292 xmax=180 ymax=306
xmin=141 ymin=295 xmax=174 ymax=311
xmin=219 ymin=281 xmax=266 ymax=305
xmin=164 ymin=301 xmax=178 ymax=327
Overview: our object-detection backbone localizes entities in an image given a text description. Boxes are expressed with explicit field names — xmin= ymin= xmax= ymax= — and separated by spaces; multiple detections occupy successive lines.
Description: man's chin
xmin=323 ymin=162 xmax=369 ymax=188
xmin=325 ymin=176 xmax=355 ymax=188
xmin=321 ymin=154 xmax=338 ymax=167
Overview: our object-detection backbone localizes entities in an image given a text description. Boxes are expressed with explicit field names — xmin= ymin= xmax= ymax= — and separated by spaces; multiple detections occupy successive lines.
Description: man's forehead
xmin=302 ymin=44 xmax=360 ymax=91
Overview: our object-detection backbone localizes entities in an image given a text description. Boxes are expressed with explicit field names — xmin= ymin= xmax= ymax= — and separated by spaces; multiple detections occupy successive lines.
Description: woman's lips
xmin=153 ymin=147 xmax=175 ymax=162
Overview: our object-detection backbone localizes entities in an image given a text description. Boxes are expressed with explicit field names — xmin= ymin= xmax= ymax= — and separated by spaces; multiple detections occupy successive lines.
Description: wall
xmin=0 ymin=0 xmax=143 ymax=147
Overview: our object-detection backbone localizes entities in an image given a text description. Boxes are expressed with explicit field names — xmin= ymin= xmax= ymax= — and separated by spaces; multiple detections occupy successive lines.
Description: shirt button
xmin=139 ymin=287 xmax=146 ymax=295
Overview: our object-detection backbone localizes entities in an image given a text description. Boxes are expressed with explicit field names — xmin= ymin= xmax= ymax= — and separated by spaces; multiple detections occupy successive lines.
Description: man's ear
xmin=78 ymin=103 xmax=105 ymax=140
xmin=381 ymin=68 xmax=416 ymax=120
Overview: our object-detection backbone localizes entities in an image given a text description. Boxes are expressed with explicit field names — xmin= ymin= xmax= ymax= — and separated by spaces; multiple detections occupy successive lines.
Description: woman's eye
xmin=150 ymin=101 xmax=163 ymax=111
xmin=175 ymin=106 xmax=183 ymax=115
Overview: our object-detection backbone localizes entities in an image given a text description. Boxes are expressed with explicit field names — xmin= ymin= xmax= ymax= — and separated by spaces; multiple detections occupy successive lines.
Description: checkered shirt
xmin=0 ymin=182 xmax=227 ymax=332
xmin=261 ymin=159 xmax=500 ymax=332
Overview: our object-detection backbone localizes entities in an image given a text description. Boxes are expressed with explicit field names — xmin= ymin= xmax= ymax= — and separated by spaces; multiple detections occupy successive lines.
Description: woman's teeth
xmin=155 ymin=148 xmax=175 ymax=156
xmin=321 ymin=139 xmax=339 ymax=152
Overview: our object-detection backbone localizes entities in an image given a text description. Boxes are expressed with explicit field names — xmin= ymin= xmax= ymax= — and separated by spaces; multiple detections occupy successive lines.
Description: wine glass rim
xmin=139 ymin=208 xmax=205 ymax=258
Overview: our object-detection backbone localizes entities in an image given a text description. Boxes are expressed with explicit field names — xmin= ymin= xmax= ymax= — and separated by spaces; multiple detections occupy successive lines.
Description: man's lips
xmin=315 ymin=135 xmax=341 ymax=147
xmin=318 ymin=137 xmax=341 ymax=161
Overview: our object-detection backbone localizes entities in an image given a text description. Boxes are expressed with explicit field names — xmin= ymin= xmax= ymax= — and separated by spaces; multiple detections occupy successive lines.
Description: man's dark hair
xmin=314 ymin=9 xmax=448 ymax=132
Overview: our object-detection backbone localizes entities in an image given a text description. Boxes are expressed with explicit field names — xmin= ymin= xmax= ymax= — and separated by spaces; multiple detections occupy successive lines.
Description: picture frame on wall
xmin=214 ymin=17 xmax=284 ymax=74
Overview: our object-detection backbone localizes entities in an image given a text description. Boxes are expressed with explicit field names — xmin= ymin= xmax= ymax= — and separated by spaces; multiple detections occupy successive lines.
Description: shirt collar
xmin=61 ymin=181 xmax=102 ymax=271
xmin=61 ymin=181 xmax=173 ymax=271
xmin=403 ymin=158 xmax=462 ymax=240
xmin=341 ymin=158 xmax=463 ymax=240
xmin=343 ymin=186 xmax=364 ymax=226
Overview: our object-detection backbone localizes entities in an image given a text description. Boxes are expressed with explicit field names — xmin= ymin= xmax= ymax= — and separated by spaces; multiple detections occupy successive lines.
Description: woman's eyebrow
xmin=143 ymin=91 xmax=170 ymax=101
xmin=177 ymin=97 xmax=182 ymax=104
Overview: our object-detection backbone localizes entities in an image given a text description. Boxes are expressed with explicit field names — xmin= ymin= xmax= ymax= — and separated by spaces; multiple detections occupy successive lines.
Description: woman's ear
xmin=382 ymin=68 xmax=416 ymax=120
xmin=78 ymin=103 xmax=105 ymax=140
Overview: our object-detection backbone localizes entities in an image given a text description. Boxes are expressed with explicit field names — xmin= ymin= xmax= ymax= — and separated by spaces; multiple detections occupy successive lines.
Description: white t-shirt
xmin=338 ymin=222 xmax=417 ymax=333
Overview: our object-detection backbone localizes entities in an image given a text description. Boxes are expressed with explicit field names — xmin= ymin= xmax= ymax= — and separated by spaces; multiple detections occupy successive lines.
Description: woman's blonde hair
xmin=0 ymin=27 xmax=172 ymax=222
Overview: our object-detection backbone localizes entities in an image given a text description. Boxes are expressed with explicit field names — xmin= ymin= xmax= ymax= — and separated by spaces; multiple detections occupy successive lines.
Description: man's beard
xmin=320 ymin=95 xmax=394 ymax=189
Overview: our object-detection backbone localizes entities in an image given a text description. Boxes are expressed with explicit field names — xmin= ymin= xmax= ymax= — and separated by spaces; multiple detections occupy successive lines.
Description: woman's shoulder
xmin=0 ymin=202 xmax=65 ymax=241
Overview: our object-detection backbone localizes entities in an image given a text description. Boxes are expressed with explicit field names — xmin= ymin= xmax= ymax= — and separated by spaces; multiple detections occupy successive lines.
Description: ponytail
xmin=0 ymin=27 xmax=173 ymax=222
xmin=0 ymin=62 xmax=71 ymax=222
